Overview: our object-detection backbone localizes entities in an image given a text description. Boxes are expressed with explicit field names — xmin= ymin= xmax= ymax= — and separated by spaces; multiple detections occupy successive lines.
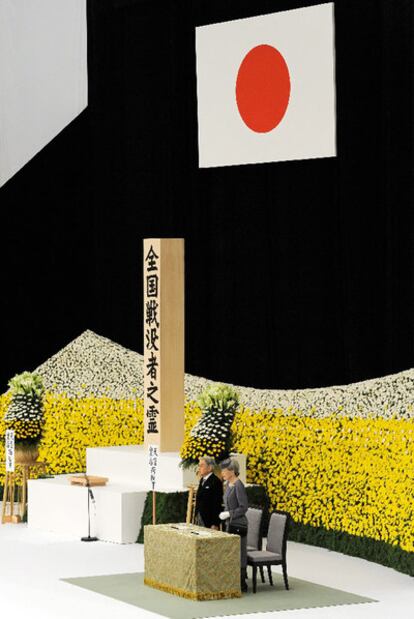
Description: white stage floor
xmin=0 ymin=517 xmax=412 ymax=619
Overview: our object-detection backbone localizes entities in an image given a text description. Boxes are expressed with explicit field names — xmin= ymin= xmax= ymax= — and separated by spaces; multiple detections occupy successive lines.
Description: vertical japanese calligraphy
xmin=5 ymin=429 xmax=15 ymax=472
xmin=148 ymin=444 xmax=159 ymax=490
xmin=144 ymin=241 xmax=161 ymax=438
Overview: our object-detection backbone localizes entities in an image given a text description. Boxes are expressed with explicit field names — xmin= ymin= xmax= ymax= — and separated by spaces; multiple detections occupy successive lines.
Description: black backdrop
xmin=1 ymin=0 xmax=413 ymax=392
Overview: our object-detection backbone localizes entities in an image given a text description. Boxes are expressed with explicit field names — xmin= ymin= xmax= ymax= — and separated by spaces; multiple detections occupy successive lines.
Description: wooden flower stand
xmin=1 ymin=461 xmax=47 ymax=524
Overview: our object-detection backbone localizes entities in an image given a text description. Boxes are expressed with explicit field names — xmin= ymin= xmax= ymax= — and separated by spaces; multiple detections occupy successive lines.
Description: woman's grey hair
xmin=219 ymin=458 xmax=240 ymax=476
xmin=200 ymin=456 xmax=216 ymax=469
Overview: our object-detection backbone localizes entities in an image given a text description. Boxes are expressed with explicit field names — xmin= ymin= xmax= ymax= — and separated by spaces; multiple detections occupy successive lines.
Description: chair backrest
xmin=266 ymin=511 xmax=289 ymax=556
xmin=246 ymin=507 xmax=263 ymax=550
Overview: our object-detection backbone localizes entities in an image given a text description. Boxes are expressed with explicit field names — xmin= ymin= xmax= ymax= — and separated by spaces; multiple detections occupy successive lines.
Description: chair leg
xmin=253 ymin=565 xmax=257 ymax=594
xmin=267 ymin=565 xmax=273 ymax=586
xmin=282 ymin=561 xmax=289 ymax=590
xmin=259 ymin=565 xmax=265 ymax=583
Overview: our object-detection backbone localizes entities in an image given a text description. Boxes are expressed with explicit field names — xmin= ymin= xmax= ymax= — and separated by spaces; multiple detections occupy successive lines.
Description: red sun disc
xmin=236 ymin=44 xmax=291 ymax=133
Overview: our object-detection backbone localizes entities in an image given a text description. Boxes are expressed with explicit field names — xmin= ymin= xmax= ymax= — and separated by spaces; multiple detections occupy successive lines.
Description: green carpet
xmin=62 ymin=571 xmax=376 ymax=618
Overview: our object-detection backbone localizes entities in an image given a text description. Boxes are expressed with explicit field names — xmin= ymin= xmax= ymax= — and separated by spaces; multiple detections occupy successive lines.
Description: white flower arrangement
xmin=4 ymin=371 xmax=45 ymax=446
xmin=5 ymin=371 xmax=44 ymax=423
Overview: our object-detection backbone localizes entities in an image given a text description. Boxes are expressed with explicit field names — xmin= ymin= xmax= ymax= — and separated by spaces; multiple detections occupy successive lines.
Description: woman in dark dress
xmin=219 ymin=458 xmax=249 ymax=592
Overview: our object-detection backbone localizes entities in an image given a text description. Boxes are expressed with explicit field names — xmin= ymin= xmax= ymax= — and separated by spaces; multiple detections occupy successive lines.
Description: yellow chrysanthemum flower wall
xmin=1 ymin=383 xmax=413 ymax=557
xmin=232 ymin=408 xmax=414 ymax=553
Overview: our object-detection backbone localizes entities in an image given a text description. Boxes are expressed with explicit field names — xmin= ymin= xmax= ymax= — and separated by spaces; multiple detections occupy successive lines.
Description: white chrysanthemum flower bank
xmin=34 ymin=330 xmax=414 ymax=420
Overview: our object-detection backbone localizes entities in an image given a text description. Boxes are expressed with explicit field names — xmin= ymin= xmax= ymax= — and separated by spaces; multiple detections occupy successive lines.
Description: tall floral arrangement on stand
xmin=180 ymin=384 xmax=239 ymax=469
xmin=4 ymin=371 xmax=45 ymax=463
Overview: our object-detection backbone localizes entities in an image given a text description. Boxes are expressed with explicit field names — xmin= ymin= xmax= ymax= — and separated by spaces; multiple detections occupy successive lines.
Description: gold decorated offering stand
xmin=144 ymin=523 xmax=241 ymax=600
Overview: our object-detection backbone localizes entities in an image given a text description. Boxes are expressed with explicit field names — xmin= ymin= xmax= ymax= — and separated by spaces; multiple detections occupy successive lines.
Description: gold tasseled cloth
xmin=144 ymin=577 xmax=241 ymax=600
xmin=144 ymin=523 xmax=241 ymax=601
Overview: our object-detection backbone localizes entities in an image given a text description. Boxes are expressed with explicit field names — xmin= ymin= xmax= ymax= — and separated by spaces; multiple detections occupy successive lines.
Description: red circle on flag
xmin=236 ymin=44 xmax=291 ymax=133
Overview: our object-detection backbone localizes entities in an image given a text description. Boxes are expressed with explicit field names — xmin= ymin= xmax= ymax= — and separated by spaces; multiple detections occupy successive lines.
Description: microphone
xmin=77 ymin=448 xmax=98 ymax=542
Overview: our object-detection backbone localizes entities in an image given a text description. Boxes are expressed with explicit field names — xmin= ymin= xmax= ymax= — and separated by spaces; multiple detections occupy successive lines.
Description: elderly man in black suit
xmin=195 ymin=456 xmax=223 ymax=530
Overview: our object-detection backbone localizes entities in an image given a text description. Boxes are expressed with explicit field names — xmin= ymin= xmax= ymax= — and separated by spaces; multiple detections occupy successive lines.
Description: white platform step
xmin=86 ymin=445 xmax=195 ymax=489
xmin=28 ymin=474 xmax=147 ymax=544
xmin=86 ymin=445 xmax=247 ymax=488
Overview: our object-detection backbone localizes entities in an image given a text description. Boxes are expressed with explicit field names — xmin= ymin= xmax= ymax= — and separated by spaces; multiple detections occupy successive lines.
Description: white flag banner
xmin=0 ymin=0 xmax=88 ymax=188
xmin=148 ymin=444 xmax=159 ymax=490
xmin=5 ymin=429 xmax=15 ymax=473
xmin=196 ymin=3 xmax=336 ymax=168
